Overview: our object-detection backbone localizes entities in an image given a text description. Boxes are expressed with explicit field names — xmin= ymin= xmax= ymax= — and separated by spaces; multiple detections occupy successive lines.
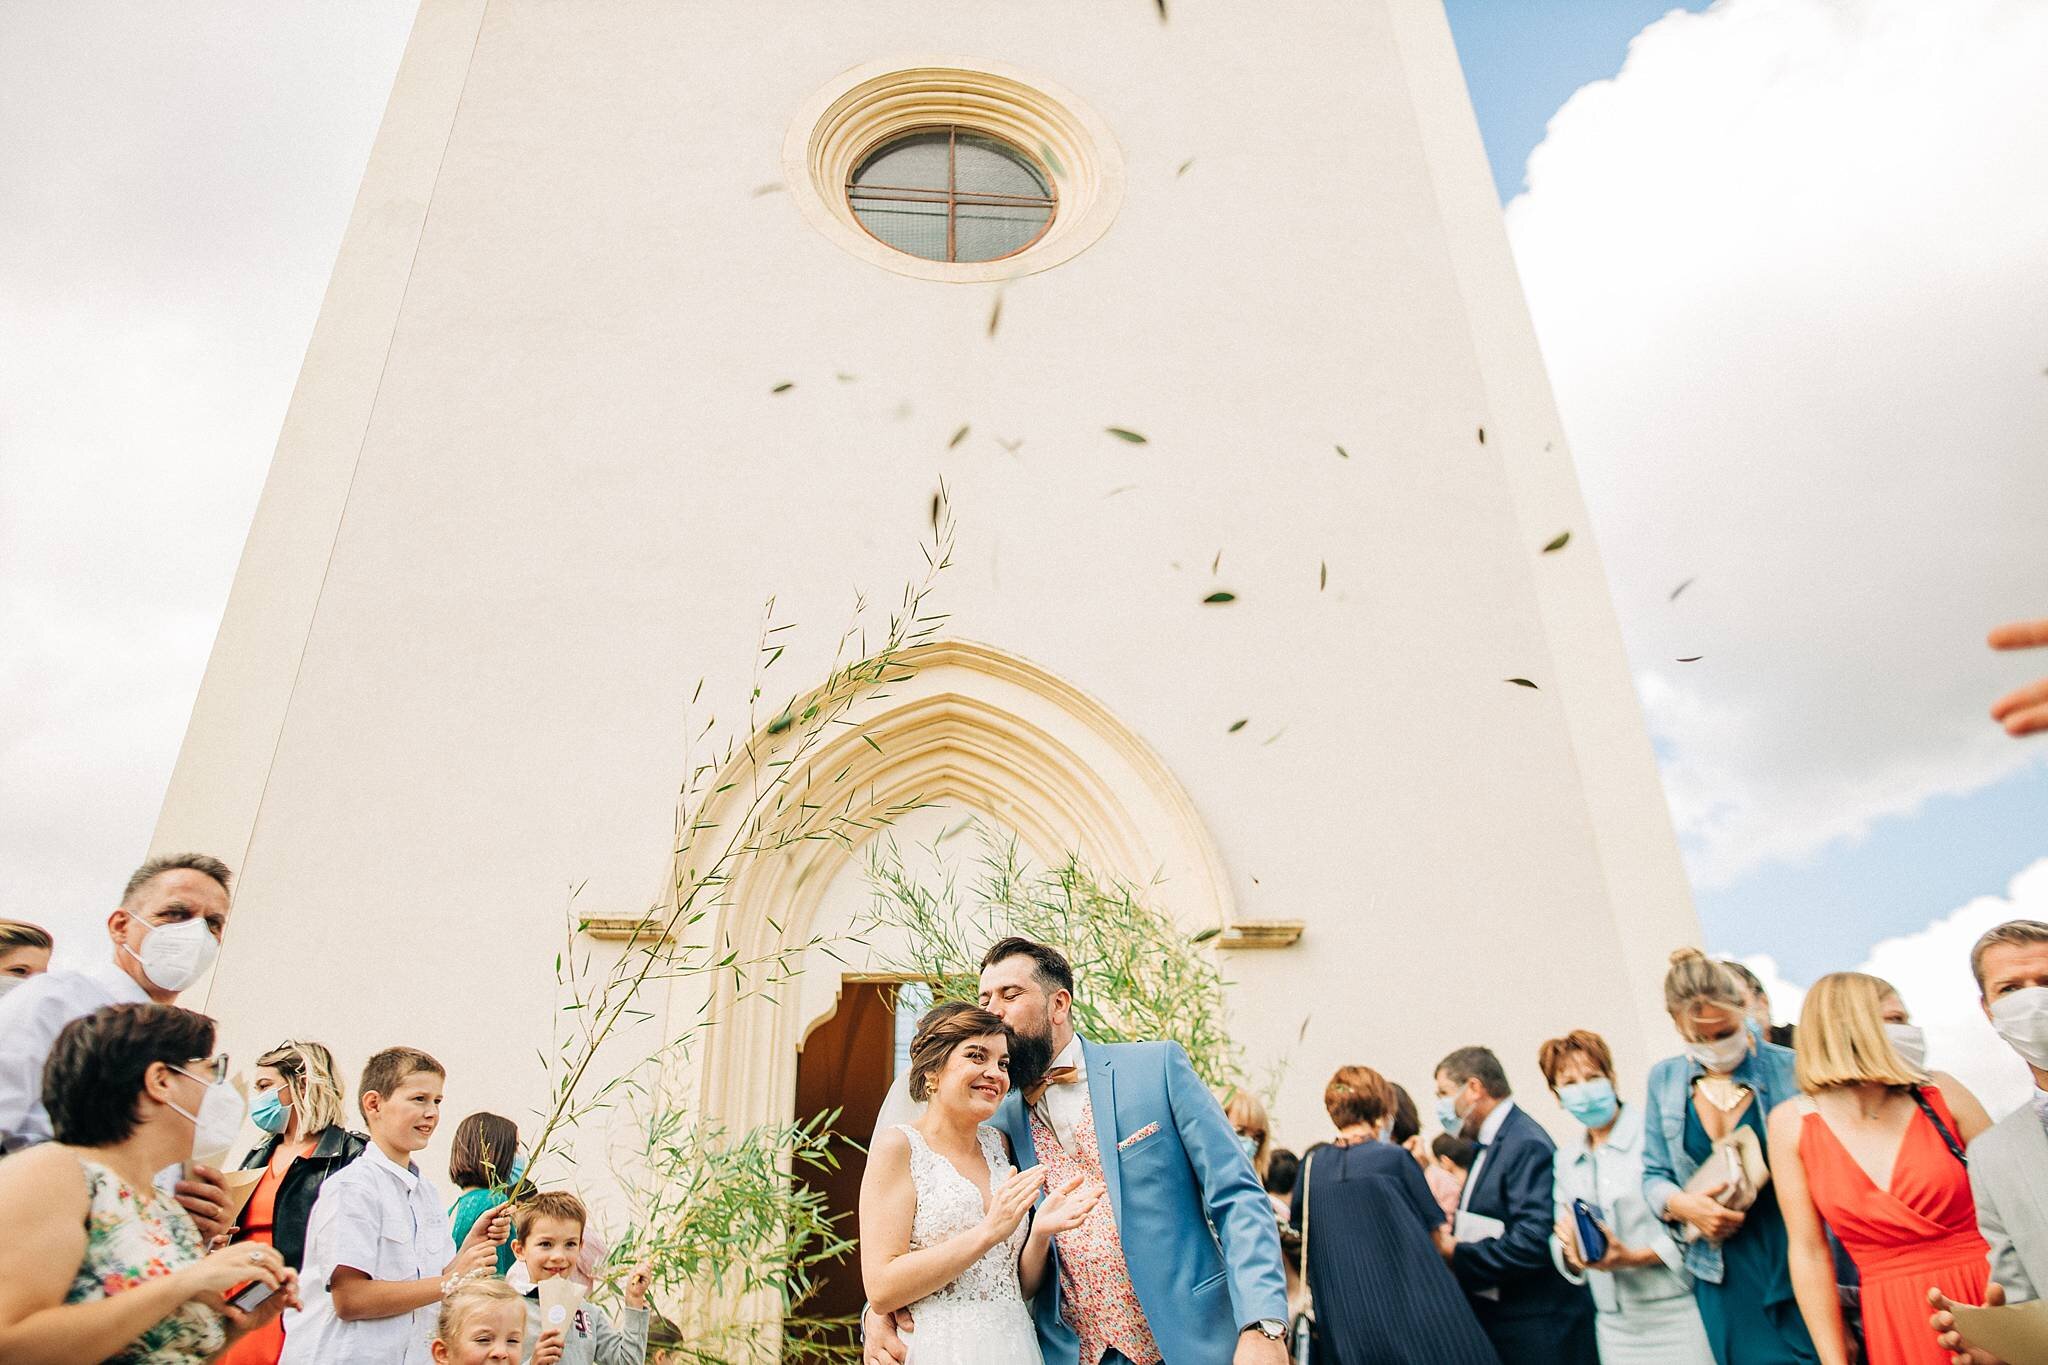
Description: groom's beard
xmin=1006 ymin=1024 xmax=1055 ymax=1094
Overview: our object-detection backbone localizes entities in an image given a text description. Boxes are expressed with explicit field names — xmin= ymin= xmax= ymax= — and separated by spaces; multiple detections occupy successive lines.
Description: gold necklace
xmin=1695 ymin=1076 xmax=1751 ymax=1112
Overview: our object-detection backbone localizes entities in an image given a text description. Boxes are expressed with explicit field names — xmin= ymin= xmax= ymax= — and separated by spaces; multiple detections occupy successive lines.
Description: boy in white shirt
xmin=282 ymin=1047 xmax=508 ymax=1365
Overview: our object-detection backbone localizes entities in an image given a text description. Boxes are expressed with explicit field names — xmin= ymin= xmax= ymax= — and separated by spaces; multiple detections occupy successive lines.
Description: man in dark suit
xmin=1434 ymin=1046 xmax=1598 ymax=1365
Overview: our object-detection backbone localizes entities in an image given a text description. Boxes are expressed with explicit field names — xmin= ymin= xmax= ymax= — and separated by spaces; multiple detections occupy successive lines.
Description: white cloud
xmin=1508 ymin=0 xmax=2048 ymax=887
xmin=1734 ymin=857 xmax=2048 ymax=1117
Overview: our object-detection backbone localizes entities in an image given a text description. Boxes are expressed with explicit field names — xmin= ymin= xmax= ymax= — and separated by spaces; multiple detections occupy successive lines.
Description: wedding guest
xmin=1772 ymin=973 xmax=1991 ymax=1365
xmin=1435 ymin=1046 xmax=1597 ymax=1364
xmin=0 ymin=856 xmax=235 ymax=1240
xmin=1642 ymin=947 xmax=1818 ymax=1364
xmin=449 ymin=1112 xmax=525 ymax=1277
xmin=1539 ymin=1029 xmax=1711 ymax=1363
xmin=433 ymin=1276 xmax=527 ymax=1365
xmin=1723 ymin=959 xmax=1797 ymax=1049
xmin=509 ymin=1190 xmax=650 ymax=1365
xmin=0 ymin=1002 xmax=295 ymax=1361
xmin=1264 ymin=1148 xmax=1309 ymax=1326
xmin=1430 ymin=1135 xmax=1479 ymax=1216
xmin=1266 ymin=1148 xmax=1301 ymax=1209
xmin=1226 ymin=1087 xmax=1274 ymax=1182
xmin=1929 ymin=919 xmax=2048 ymax=1363
xmin=0 ymin=918 xmax=53 ymax=990
xmin=1293 ymin=1065 xmax=1499 ymax=1365
xmin=281 ymin=1047 xmax=508 ymax=1365
xmin=223 ymin=1040 xmax=368 ymax=1365
xmin=1395 ymin=1081 xmax=1466 ymax=1218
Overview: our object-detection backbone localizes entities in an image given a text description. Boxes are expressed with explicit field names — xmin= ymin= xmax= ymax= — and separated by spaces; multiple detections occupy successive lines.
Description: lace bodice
xmin=900 ymin=1123 xmax=1027 ymax=1306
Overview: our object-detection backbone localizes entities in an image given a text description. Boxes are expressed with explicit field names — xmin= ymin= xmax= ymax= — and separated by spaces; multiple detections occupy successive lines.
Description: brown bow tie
xmin=1023 ymin=1066 xmax=1082 ymax=1107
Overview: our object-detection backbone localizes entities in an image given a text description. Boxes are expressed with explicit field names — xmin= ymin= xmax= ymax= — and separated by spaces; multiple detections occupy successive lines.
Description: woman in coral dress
xmin=1771 ymin=973 xmax=1995 ymax=1365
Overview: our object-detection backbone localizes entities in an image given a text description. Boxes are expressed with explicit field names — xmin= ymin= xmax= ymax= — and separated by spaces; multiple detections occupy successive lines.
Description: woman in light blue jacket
xmin=1542 ymin=1029 xmax=1713 ymax=1364
xmin=1640 ymin=949 xmax=1816 ymax=1365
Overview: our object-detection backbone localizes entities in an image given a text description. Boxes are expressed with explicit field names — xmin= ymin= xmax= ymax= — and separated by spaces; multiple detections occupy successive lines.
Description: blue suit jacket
xmin=990 ymin=1038 xmax=1288 ymax=1365
xmin=1451 ymin=1103 xmax=1596 ymax=1363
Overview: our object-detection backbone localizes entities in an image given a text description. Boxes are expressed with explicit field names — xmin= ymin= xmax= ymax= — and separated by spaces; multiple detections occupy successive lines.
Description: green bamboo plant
xmin=524 ymin=489 xmax=956 ymax=1363
xmin=861 ymin=830 xmax=1246 ymax=1092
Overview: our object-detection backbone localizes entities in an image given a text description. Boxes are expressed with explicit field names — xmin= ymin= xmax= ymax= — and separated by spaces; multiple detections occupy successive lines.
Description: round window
xmin=847 ymin=126 xmax=1056 ymax=264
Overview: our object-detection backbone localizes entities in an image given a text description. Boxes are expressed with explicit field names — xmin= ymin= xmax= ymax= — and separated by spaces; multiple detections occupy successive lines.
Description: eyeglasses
xmin=177 ymin=1053 xmax=231 ymax=1086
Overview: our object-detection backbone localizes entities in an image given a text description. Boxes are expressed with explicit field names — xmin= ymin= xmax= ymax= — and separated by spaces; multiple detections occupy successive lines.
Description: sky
xmin=3 ymin=1 xmax=2044 ymax=1107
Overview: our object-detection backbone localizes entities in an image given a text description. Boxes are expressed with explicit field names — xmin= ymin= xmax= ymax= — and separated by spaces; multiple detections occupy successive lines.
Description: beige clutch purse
xmin=1679 ymin=1125 xmax=1770 ymax=1242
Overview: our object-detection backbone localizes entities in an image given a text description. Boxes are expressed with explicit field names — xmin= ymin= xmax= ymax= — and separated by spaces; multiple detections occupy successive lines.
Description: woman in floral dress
xmin=0 ymin=1002 xmax=296 ymax=1361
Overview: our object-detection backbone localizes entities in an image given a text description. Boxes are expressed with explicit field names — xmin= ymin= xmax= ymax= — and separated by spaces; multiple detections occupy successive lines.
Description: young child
xmin=510 ymin=1191 xmax=651 ymax=1365
xmin=280 ymin=1047 xmax=509 ymax=1365
xmin=433 ymin=1276 xmax=527 ymax=1365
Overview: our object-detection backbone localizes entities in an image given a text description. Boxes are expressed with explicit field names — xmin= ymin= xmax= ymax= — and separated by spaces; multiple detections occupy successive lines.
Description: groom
xmin=864 ymin=937 xmax=1289 ymax=1365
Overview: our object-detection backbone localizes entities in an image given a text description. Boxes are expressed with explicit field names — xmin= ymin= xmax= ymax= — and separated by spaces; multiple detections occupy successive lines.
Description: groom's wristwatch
xmin=1248 ymin=1319 xmax=1286 ymax=1341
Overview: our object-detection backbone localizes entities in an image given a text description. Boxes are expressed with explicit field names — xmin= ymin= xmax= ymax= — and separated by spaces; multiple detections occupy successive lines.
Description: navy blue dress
xmin=1290 ymin=1140 xmax=1501 ymax=1365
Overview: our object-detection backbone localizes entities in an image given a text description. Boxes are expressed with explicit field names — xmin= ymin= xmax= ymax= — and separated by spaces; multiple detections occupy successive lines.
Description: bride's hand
xmin=980 ymin=1167 xmax=1046 ymax=1243
xmin=1033 ymin=1173 xmax=1102 ymax=1236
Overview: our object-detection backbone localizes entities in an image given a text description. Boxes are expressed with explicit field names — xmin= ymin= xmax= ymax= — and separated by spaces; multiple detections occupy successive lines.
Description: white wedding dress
xmin=896 ymin=1123 xmax=1043 ymax=1365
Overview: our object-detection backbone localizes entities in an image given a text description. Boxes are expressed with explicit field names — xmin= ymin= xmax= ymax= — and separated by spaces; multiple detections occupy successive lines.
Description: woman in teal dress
xmin=1642 ymin=949 xmax=1819 ymax=1365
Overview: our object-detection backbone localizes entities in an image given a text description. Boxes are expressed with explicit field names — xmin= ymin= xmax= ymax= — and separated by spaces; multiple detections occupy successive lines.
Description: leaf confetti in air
xmin=987 ymin=292 xmax=1003 ymax=338
xmin=1038 ymin=142 xmax=1068 ymax=178
xmin=1203 ymin=591 xmax=1236 ymax=604
xmin=1477 ymin=426 xmax=1487 ymax=444
xmin=1177 ymin=158 xmax=1194 ymax=177
xmin=948 ymin=425 xmax=970 ymax=449
xmin=1676 ymin=655 xmax=1703 ymax=663
xmin=771 ymin=381 xmax=794 ymax=394
xmin=1335 ymin=444 xmax=1350 ymax=459
xmin=1107 ymin=427 xmax=1149 ymax=444
xmin=1505 ymin=677 xmax=1539 ymax=689
xmin=1227 ymin=719 xmax=1247 ymax=733
xmin=1319 ymin=561 xmax=1328 ymax=591
xmin=1542 ymin=531 xmax=1571 ymax=553
xmin=1669 ymin=578 xmax=1695 ymax=601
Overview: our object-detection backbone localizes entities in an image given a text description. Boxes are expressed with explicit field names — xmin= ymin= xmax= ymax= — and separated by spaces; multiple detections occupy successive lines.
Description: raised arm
xmin=859 ymin=1127 xmax=1042 ymax=1315
xmin=1163 ymin=1043 xmax=1287 ymax=1329
xmin=1768 ymin=1102 xmax=1851 ymax=1365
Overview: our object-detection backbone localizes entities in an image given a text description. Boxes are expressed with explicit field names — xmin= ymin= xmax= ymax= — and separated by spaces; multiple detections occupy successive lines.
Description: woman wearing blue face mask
xmin=1540 ymin=1029 xmax=1713 ymax=1364
xmin=224 ymin=1039 xmax=365 ymax=1365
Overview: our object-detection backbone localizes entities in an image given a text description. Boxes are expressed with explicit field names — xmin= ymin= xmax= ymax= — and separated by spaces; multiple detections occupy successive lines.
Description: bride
xmin=860 ymin=1001 xmax=1100 ymax=1364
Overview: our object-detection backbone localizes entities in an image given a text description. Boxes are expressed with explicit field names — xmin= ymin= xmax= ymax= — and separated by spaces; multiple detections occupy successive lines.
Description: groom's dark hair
xmin=982 ymin=936 xmax=1074 ymax=998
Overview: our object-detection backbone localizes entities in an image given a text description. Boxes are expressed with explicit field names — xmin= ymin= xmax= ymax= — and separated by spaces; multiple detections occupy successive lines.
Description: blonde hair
xmin=1795 ymin=972 xmax=1924 ymax=1091
xmin=1970 ymin=920 xmax=2048 ymax=994
xmin=1222 ymin=1088 xmax=1272 ymax=1177
xmin=1664 ymin=947 xmax=1749 ymax=1035
xmin=513 ymin=1189 xmax=588 ymax=1242
xmin=255 ymin=1040 xmax=346 ymax=1138
xmin=435 ymin=1274 xmax=523 ymax=1345
xmin=0 ymin=920 xmax=53 ymax=954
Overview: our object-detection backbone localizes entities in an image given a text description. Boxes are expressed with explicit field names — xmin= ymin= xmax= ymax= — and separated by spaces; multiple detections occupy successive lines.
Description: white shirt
xmin=0 ymin=959 xmax=150 ymax=1152
xmin=1035 ymin=1034 xmax=1089 ymax=1151
xmin=281 ymin=1144 xmax=456 ymax=1365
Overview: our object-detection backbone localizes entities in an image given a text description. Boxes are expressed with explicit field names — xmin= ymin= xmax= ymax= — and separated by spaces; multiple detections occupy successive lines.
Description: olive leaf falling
xmin=1107 ymin=427 xmax=1149 ymax=444
xmin=1335 ymin=444 xmax=1350 ymax=459
xmin=1319 ymin=561 xmax=1328 ymax=591
xmin=771 ymin=381 xmax=794 ymax=394
xmin=1204 ymin=591 xmax=1236 ymax=604
xmin=987 ymin=292 xmax=1004 ymax=338
xmin=1176 ymin=158 xmax=1195 ymax=177
xmin=1227 ymin=719 xmax=1247 ymax=733
xmin=1505 ymin=677 xmax=1539 ymax=689
xmin=948 ymin=425 xmax=970 ymax=450
xmin=1669 ymin=578 xmax=1695 ymax=601
xmin=1677 ymin=655 xmax=1703 ymax=663
xmin=1477 ymin=426 xmax=1487 ymax=444
xmin=1542 ymin=531 xmax=1571 ymax=553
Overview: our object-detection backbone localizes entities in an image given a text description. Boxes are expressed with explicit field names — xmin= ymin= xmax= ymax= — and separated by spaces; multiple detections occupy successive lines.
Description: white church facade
xmin=153 ymin=0 xmax=1699 ymax=1319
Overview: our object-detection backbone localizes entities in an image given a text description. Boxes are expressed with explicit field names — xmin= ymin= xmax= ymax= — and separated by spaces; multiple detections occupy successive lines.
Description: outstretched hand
xmin=1991 ymin=618 xmax=2048 ymax=736
xmin=1929 ymin=1281 xmax=2007 ymax=1365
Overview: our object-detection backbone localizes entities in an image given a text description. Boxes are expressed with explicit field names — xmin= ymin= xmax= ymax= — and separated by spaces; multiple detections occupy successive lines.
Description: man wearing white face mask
xmin=0 ymin=852 xmax=237 ymax=1237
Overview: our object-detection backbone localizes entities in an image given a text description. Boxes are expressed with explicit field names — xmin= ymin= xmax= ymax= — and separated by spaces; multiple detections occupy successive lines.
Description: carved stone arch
xmin=677 ymin=639 xmax=1232 ymax=1131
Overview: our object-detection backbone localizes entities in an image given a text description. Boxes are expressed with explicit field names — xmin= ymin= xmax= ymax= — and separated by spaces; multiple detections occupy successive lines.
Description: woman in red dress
xmin=220 ymin=1041 xmax=366 ymax=1365
xmin=1771 ymin=973 xmax=1995 ymax=1365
